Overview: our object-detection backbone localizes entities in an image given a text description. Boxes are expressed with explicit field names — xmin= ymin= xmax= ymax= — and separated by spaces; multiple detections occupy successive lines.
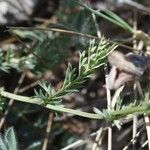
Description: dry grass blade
xmin=7 ymin=26 xmax=135 ymax=51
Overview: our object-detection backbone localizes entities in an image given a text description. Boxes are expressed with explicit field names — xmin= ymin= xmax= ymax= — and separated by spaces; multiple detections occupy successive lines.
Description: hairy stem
xmin=1 ymin=90 xmax=150 ymax=120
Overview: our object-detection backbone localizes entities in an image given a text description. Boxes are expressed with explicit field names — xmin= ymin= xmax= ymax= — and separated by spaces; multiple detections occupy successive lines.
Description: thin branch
xmin=61 ymin=129 xmax=102 ymax=150
xmin=42 ymin=113 xmax=54 ymax=150
xmin=92 ymin=128 xmax=105 ymax=150
xmin=8 ymin=30 xmax=46 ymax=65
xmin=122 ymin=129 xmax=142 ymax=150
xmin=91 ymin=12 xmax=112 ymax=150
xmin=7 ymin=26 xmax=97 ymax=40
xmin=92 ymin=13 xmax=101 ymax=38
xmin=18 ymin=80 xmax=39 ymax=93
xmin=104 ymin=64 xmax=112 ymax=150
xmin=111 ymin=85 xmax=124 ymax=108
xmin=18 ymin=75 xmax=43 ymax=93
xmin=141 ymin=140 xmax=148 ymax=149
xmin=144 ymin=115 xmax=150 ymax=150
xmin=7 ymin=26 xmax=136 ymax=51
xmin=91 ymin=12 xmax=105 ymax=150
xmin=132 ymin=11 xmax=138 ymax=150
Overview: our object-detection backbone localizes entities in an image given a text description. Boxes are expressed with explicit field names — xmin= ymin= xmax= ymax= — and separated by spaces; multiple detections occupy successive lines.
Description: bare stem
xmin=42 ymin=113 xmax=54 ymax=150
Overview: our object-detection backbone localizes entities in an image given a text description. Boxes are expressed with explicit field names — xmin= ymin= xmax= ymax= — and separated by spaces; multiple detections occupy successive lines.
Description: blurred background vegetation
xmin=0 ymin=0 xmax=149 ymax=149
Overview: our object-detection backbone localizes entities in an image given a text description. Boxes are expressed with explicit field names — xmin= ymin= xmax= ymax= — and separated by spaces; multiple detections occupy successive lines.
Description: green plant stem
xmin=111 ymin=105 xmax=150 ymax=120
xmin=1 ymin=90 xmax=150 ymax=120
xmin=51 ymin=69 xmax=95 ymax=100
xmin=1 ymin=90 xmax=101 ymax=119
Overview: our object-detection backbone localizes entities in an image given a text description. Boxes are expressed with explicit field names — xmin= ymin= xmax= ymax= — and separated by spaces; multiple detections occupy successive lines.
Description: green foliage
xmin=93 ymin=87 xmax=150 ymax=122
xmin=0 ymin=127 xmax=18 ymax=150
xmin=56 ymin=0 xmax=96 ymax=46
xmin=79 ymin=38 xmax=116 ymax=75
xmin=0 ymin=1 xmax=149 ymax=148
xmin=12 ymin=30 xmax=68 ymax=74
xmin=79 ymin=2 xmax=134 ymax=34
xmin=10 ymin=23 xmax=95 ymax=75
xmin=0 ymin=49 xmax=14 ymax=73
xmin=59 ymin=0 xmax=77 ymax=8
xmin=9 ymin=3 xmax=100 ymax=74
xmin=34 ymin=81 xmax=61 ymax=105
xmin=25 ymin=141 xmax=41 ymax=150
xmin=35 ymin=38 xmax=117 ymax=104
xmin=0 ymin=95 xmax=5 ymax=112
